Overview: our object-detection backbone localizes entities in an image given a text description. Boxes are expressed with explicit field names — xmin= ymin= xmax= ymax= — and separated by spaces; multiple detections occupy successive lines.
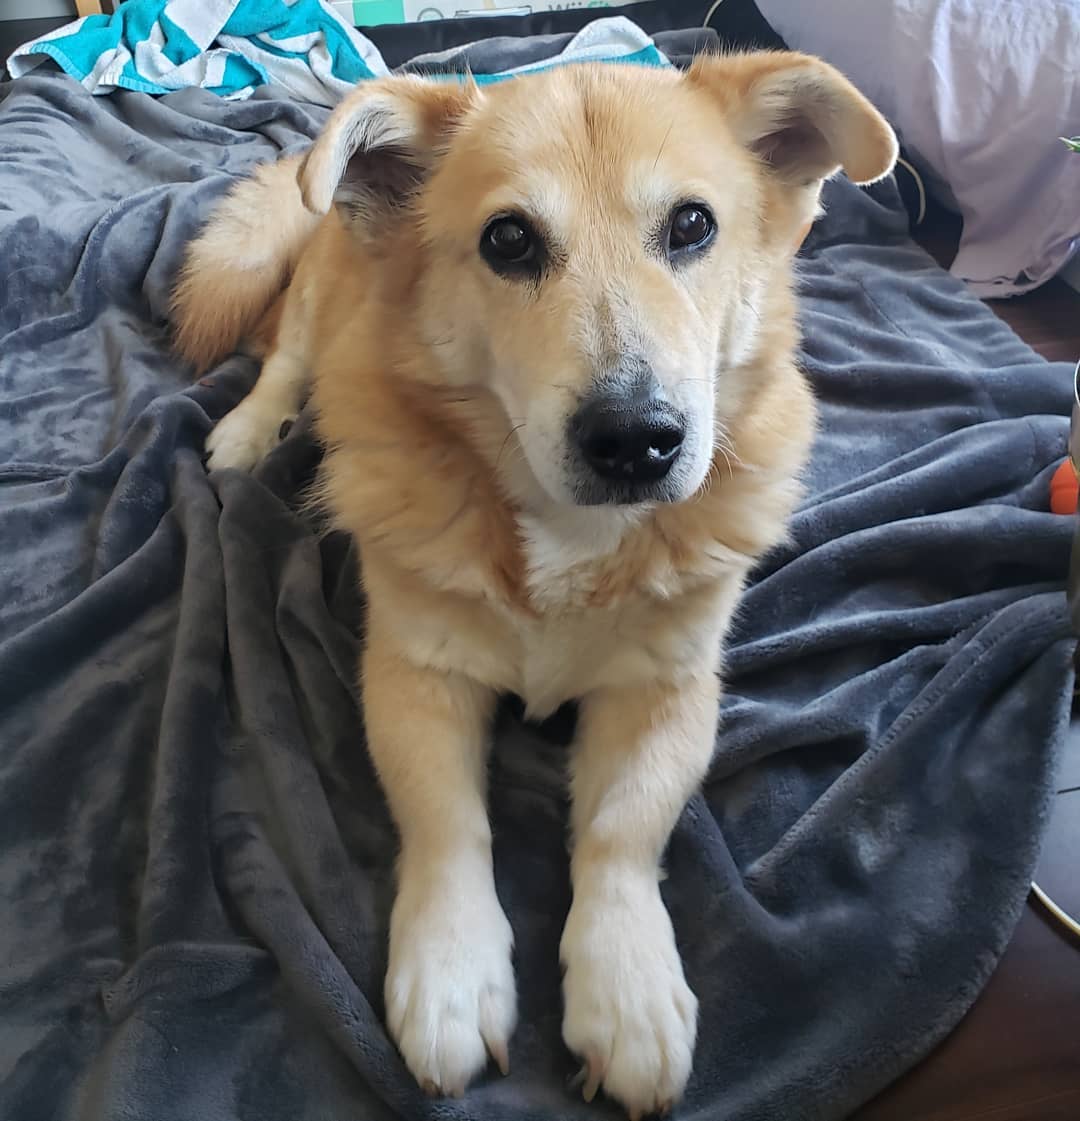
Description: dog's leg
xmin=561 ymin=674 xmax=719 ymax=1119
xmin=363 ymin=636 xmax=516 ymax=1096
xmin=204 ymin=292 xmax=308 ymax=473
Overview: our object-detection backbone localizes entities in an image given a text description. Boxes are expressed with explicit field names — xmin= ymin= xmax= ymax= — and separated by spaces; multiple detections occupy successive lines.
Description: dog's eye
xmin=667 ymin=205 xmax=715 ymax=256
xmin=486 ymin=219 xmax=532 ymax=261
xmin=483 ymin=218 xmax=534 ymax=266
xmin=480 ymin=215 xmax=540 ymax=276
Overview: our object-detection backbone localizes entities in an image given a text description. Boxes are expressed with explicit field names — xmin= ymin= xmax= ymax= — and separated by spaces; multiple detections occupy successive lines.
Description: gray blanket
xmin=0 ymin=54 xmax=1075 ymax=1121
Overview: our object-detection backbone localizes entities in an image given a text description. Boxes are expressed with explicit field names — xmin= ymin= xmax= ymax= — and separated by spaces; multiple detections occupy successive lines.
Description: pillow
xmin=756 ymin=0 xmax=1080 ymax=297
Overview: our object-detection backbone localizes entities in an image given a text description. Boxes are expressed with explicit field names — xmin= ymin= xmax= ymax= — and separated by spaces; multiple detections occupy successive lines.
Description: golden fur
xmin=173 ymin=53 xmax=895 ymax=1118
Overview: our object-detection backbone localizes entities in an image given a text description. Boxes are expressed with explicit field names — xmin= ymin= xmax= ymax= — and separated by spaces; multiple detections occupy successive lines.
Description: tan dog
xmin=173 ymin=54 xmax=895 ymax=1118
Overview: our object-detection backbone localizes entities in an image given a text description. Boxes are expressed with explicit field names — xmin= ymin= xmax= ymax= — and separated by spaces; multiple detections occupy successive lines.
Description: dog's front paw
xmin=385 ymin=871 xmax=517 ymax=1097
xmin=561 ymin=890 xmax=697 ymax=1119
xmin=204 ymin=399 xmax=295 ymax=472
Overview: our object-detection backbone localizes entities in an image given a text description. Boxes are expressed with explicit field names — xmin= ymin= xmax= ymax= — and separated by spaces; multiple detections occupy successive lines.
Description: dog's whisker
xmin=737 ymin=294 xmax=764 ymax=327
xmin=494 ymin=422 xmax=527 ymax=476
xmin=653 ymin=118 xmax=676 ymax=171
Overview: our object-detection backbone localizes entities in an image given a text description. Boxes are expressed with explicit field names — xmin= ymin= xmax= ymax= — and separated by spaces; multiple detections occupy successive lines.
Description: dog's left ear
xmin=688 ymin=52 xmax=897 ymax=186
xmin=298 ymin=76 xmax=477 ymax=231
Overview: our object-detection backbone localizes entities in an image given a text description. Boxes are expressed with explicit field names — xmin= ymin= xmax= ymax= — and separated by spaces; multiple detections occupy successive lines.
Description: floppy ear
xmin=298 ymin=76 xmax=476 ymax=231
xmin=689 ymin=51 xmax=897 ymax=186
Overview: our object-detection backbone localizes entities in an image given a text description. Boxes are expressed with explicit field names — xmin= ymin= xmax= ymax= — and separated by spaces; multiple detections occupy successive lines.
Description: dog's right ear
xmin=298 ymin=76 xmax=476 ymax=231
xmin=688 ymin=52 xmax=897 ymax=187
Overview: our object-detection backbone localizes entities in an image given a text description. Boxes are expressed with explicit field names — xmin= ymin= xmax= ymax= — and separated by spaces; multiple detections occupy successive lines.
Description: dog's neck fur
xmin=318 ymin=340 xmax=810 ymax=621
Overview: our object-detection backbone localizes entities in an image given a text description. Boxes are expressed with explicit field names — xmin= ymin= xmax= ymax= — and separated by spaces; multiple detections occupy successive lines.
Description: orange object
xmin=1050 ymin=459 xmax=1079 ymax=514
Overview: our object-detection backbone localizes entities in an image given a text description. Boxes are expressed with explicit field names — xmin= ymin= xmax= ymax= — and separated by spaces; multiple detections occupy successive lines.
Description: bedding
xmin=5 ymin=2 xmax=671 ymax=103
xmin=756 ymin=0 xmax=1080 ymax=297
xmin=7 ymin=0 xmax=392 ymax=101
xmin=0 ymin=16 xmax=1075 ymax=1121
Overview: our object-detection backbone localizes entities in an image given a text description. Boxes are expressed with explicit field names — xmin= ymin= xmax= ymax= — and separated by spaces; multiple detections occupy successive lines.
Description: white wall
xmin=0 ymin=1 xmax=77 ymax=19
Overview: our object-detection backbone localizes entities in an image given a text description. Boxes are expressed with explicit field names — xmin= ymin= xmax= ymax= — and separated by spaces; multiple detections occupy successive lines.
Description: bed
xmin=0 ymin=4 xmax=1074 ymax=1120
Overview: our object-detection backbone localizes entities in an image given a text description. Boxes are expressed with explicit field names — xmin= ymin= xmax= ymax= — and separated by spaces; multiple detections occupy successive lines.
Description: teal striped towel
xmin=7 ymin=0 xmax=388 ymax=102
xmin=6 ymin=1 xmax=668 ymax=106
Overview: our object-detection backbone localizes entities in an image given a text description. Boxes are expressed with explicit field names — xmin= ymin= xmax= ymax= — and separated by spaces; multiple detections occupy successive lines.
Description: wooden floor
xmin=852 ymin=207 xmax=1080 ymax=1121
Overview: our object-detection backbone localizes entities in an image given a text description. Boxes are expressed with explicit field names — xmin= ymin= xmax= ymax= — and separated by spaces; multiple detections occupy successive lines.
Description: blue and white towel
xmin=6 ymin=0 xmax=668 ymax=106
xmin=7 ymin=0 xmax=387 ymax=102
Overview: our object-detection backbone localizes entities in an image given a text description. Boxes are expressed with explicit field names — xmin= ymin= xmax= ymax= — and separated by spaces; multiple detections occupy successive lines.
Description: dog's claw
xmin=421 ymin=1080 xmax=439 ymax=1098
xmin=578 ymin=1053 xmax=603 ymax=1103
xmin=486 ymin=1037 xmax=510 ymax=1077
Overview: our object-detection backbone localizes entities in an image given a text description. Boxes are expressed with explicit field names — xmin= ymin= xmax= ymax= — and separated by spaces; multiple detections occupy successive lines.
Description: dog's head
xmin=300 ymin=56 xmax=896 ymax=508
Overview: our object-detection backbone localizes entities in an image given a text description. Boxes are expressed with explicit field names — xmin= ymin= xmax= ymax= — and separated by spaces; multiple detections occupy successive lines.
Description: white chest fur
xmin=516 ymin=506 xmax=641 ymax=606
xmin=515 ymin=507 xmax=645 ymax=715
xmin=514 ymin=508 xmax=732 ymax=716
xmin=381 ymin=507 xmax=737 ymax=719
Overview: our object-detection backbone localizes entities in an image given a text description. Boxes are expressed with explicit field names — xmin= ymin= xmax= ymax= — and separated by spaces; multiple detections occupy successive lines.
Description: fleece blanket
xmin=0 ymin=29 xmax=1075 ymax=1121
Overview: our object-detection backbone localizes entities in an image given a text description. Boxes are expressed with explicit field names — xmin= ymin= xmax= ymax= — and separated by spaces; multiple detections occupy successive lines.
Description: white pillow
xmin=756 ymin=0 xmax=1080 ymax=297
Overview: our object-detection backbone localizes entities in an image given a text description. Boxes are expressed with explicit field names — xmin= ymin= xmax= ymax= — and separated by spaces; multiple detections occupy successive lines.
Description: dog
xmin=172 ymin=52 xmax=896 ymax=1118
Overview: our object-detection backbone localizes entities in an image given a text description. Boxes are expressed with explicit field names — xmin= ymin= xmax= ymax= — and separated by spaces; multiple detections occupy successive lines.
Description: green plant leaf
xmin=1062 ymin=136 xmax=1080 ymax=153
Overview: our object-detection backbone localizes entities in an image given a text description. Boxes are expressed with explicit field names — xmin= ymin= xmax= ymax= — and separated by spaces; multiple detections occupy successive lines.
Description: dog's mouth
xmin=570 ymin=474 xmax=687 ymax=508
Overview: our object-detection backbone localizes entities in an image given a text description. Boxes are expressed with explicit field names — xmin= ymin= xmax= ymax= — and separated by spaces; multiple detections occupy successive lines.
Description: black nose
xmin=573 ymin=393 xmax=686 ymax=484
